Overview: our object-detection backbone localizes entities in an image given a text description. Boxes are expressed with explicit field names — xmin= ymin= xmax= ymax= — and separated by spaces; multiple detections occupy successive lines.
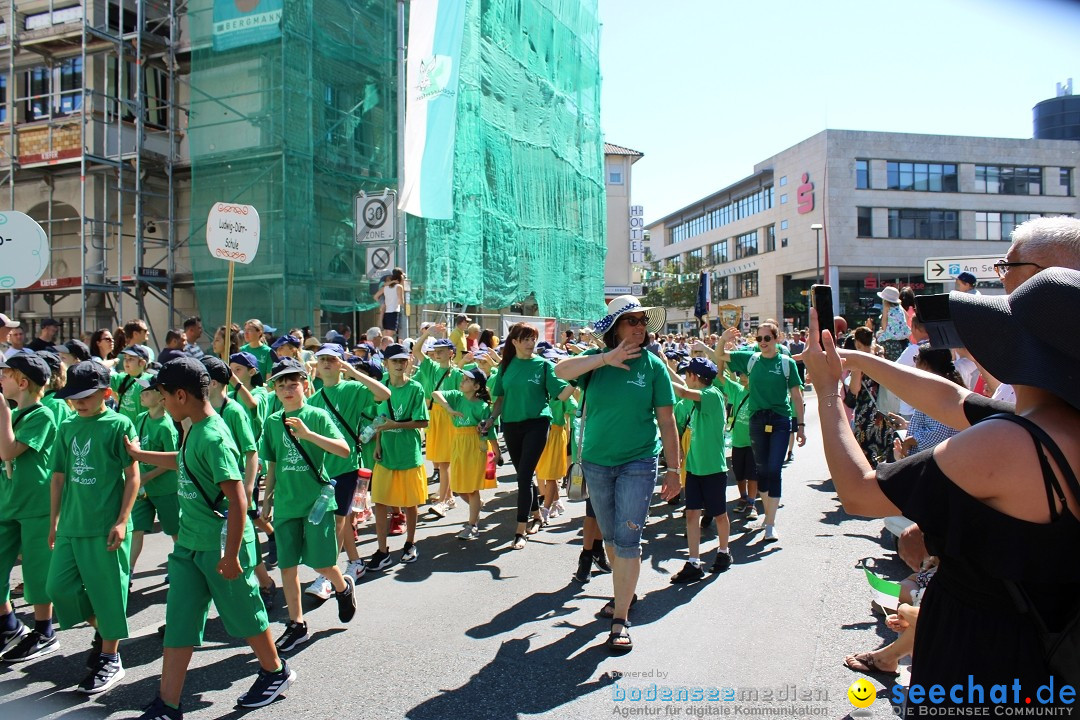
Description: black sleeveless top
xmin=876 ymin=413 xmax=1080 ymax=711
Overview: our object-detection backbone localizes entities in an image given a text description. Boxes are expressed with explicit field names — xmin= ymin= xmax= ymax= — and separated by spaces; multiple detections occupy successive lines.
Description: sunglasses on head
xmin=622 ymin=316 xmax=648 ymax=327
xmin=755 ymin=335 xmax=774 ymax=343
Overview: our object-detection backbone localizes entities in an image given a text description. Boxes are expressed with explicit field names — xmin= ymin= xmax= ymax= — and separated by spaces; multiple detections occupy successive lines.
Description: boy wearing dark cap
xmin=47 ymin=360 xmax=140 ymax=693
xmin=228 ymin=351 xmax=266 ymax=437
xmin=111 ymin=344 xmax=151 ymax=424
xmin=36 ymin=350 xmax=74 ymax=426
xmin=129 ymin=374 xmax=180 ymax=578
xmin=0 ymin=354 xmax=59 ymax=662
xmin=125 ymin=358 xmax=294 ymax=719
xmin=258 ymin=358 xmax=355 ymax=651
xmin=664 ymin=357 xmax=733 ymax=582
xmin=56 ymin=338 xmax=92 ymax=366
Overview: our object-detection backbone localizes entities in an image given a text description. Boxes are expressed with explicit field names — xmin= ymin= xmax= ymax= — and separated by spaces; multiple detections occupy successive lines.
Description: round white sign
xmin=206 ymin=203 xmax=260 ymax=264
xmin=0 ymin=211 xmax=49 ymax=289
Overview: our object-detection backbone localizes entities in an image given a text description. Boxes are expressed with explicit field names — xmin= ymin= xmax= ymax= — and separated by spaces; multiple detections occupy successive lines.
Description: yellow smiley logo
xmin=847 ymin=678 xmax=876 ymax=708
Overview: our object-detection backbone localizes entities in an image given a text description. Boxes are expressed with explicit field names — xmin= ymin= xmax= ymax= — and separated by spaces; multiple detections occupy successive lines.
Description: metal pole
xmin=396 ymin=0 xmax=409 ymax=339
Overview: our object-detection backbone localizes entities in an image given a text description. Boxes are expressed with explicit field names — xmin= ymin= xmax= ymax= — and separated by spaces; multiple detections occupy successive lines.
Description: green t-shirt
xmin=42 ymin=391 xmax=74 ymax=426
xmin=309 ymin=380 xmax=376 ymax=476
xmin=376 ymin=379 xmax=428 ymax=470
xmin=110 ymin=371 xmax=147 ymax=424
xmin=414 ymin=355 xmax=463 ymax=398
xmin=231 ymin=384 xmax=267 ymax=440
xmin=685 ymin=385 xmax=728 ymax=476
xmin=723 ymin=376 xmax=752 ymax=448
xmin=134 ymin=411 xmax=179 ymax=496
xmin=440 ymin=390 xmax=495 ymax=439
xmin=176 ymin=413 xmax=253 ymax=552
xmin=578 ymin=348 xmax=676 ymax=467
xmin=546 ymin=396 xmax=575 ymax=428
xmin=1 ymin=404 xmax=56 ymax=520
xmin=259 ymin=404 xmax=343 ymax=520
xmin=218 ymin=397 xmax=258 ymax=455
xmin=51 ymin=409 xmax=137 ymax=537
xmin=239 ymin=342 xmax=275 ymax=379
xmin=674 ymin=398 xmax=694 ymax=436
xmin=726 ymin=351 xmax=802 ymax=417
xmin=489 ymin=355 xmax=567 ymax=423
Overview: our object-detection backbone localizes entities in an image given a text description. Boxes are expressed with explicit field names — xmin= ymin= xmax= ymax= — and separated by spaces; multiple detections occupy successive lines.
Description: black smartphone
xmin=914 ymin=294 xmax=966 ymax=349
xmin=810 ymin=284 xmax=835 ymax=348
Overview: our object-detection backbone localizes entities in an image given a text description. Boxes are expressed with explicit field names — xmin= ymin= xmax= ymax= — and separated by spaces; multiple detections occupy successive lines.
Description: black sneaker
xmin=591 ymin=549 xmax=612 ymax=574
xmin=85 ymin=632 xmax=103 ymax=668
xmin=366 ymin=549 xmax=394 ymax=571
xmin=260 ymin=580 xmax=276 ymax=612
xmin=265 ymin=535 xmax=278 ymax=568
xmin=670 ymin=561 xmax=706 ymax=584
xmin=0 ymin=623 xmax=28 ymax=657
xmin=236 ymin=661 xmax=296 ymax=708
xmin=274 ymin=621 xmax=309 ymax=652
xmin=78 ymin=653 xmax=125 ymax=694
xmin=137 ymin=696 xmax=183 ymax=720
xmin=572 ymin=551 xmax=593 ymax=583
xmin=401 ymin=542 xmax=419 ymax=564
xmin=711 ymin=551 xmax=733 ymax=574
xmin=1 ymin=629 xmax=58 ymax=662
xmin=335 ymin=575 xmax=356 ymax=623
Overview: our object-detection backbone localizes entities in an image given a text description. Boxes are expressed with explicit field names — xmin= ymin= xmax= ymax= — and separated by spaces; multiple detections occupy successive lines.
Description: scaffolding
xmin=0 ymin=0 xmax=183 ymax=341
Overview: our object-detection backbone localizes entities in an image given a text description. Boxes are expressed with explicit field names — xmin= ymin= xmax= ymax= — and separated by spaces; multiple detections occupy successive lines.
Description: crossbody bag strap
xmin=320 ymin=392 xmax=360 ymax=446
xmin=12 ymin=404 xmax=44 ymax=430
xmin=727 ymin=395 xmax=749 ymax=433
xmin=283 ymin=420 xmax=332 ymax=486
xmin=680 ymin=404 xmax=698 ymax=437
xmin=117 ymin=375 xmax=136 ymax=403
xmin=428 ymin=368 xmax=452 ymax=409
xmin=180 ymin=434 xmax=225 ymax=517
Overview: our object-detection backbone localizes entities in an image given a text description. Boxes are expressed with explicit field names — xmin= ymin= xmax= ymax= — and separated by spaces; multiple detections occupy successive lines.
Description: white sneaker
xmin=456 ymin=523 xmax=477 ymax=540
xmin=540 ymin=506 xmax=550 ymax=523
xmin=446 ymin=497 xmax=456 ymax=509
xmin=553 ymin=500 xmax=566 ymax=514
xmin=304 ymin=575 xmax=333 ymax=599
xmin=763 ymin=525 xmax=779 ymax=542
xmin=429 ymin=502 xmax=447 ymax=519
xmin=548 ymin=504 xmax=561 ymax=519
xmin=345 ymin=559 xmax=367 ymax=582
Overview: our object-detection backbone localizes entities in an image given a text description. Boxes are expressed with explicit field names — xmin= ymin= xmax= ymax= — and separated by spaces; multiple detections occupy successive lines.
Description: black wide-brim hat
xmin=950 ymin=267 xmax=1080 ymax=411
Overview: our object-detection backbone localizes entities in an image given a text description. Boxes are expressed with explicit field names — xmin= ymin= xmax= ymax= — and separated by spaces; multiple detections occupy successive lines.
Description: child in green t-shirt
xmin=125 ymin=357 xmax=296 ymax=718
xmin=258 ymin=358 xmax=355 ymax=653
xmin=723 ymin=370 xmax=758 ymax=519
xmin=129 ymin=376 xmax=180 ymax=578
xmin=110 ymin=345 xmax=150 ymax=424
xmin=36 ymin=350 xmax=74 ymax=426
xmin=0 ymin=354 xmax=59 ymax=663
xmin=664 ymin=357 xmax=732 ymax=583
xmin=47 ymin=360 xmax=140 ymax=694
xmin=228 ymin=352 xmax=265 ymax=438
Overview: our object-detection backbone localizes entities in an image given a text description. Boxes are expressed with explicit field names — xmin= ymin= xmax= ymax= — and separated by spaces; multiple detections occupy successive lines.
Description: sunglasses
xmin=622 ymin=316 xmax=648 ymax=327
xmin=755 ymin=335 xmax=774 ymax=343
xmin=993 ymin=260 xmax=1043 ymax=279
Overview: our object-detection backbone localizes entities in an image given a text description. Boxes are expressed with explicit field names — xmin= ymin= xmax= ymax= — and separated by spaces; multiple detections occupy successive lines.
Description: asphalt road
xmin=1 ymin=389 xmax=911 ymax=719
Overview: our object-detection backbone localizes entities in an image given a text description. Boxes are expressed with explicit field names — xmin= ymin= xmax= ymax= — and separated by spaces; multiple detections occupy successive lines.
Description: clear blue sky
xmin=598 ymin=0 xmax=1080 ymax=224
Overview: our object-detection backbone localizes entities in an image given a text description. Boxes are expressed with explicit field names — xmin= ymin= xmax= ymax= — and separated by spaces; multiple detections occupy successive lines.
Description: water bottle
xmin=308 ymin=483 xmax=335 ymax=525
xmin=359 ymin=415 xmax=388 ymax=444
xmin=219 ymin=511 xmax=229 ymax=557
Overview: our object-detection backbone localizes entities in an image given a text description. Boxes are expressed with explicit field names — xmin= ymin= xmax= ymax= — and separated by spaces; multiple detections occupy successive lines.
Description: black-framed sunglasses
xmin=621 ymin=316 xmax=648 ymax=327
xmin=993 ymin=260 xmax=1043 ymax=279
xmin=755 ymin=335 xmax=774 ymax=343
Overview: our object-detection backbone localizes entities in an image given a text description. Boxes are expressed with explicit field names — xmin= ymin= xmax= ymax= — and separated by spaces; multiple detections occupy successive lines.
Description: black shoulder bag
xmin=427 ymin=368 xmax=453 ymax=410
xmin=985 ymin=413 xmax=1080 ymax=686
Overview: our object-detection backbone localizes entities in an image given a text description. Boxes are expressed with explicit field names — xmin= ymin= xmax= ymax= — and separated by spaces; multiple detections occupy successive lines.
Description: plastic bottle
xmin=359 ymin=415 xmax=388 ymax=444
xmin=219 ymin=511 xmax=229 ymax=557
xmin=308 ymin=484 xmax=336 ymax=525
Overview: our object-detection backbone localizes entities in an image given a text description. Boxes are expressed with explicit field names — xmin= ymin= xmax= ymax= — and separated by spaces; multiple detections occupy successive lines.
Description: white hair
xmin=365 ymin=326 xmax=382 ymax=341
xmin=1010 ymin=216 xmax=1080 ymax=271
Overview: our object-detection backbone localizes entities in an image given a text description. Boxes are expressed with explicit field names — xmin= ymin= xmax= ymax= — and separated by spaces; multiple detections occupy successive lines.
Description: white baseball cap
xmin=0 ymin=312 xmax=19 ymax=328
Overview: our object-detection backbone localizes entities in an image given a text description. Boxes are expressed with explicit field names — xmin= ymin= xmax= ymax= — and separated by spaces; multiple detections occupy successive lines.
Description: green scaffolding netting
xmin=188 ymin=0 xmax=396 ymax=331
xmin=406 ymin=0 xmax=607 ymax=321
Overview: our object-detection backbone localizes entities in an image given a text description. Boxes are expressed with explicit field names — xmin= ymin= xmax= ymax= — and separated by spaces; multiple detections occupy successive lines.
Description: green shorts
xmin=275 ymin=514 xmax=338 ymax=570
xmin=0 ymin=516 xmax=52 ymax=606
xmin=46 ymin=534 xmax=130 ymax=641
xmin=163 ymin=539 xmax=268 ymax=648
xmin=131 ymin=493 xmax=181 ymax=536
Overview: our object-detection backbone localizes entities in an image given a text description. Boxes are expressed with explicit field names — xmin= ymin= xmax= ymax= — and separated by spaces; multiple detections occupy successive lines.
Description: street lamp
xmin=810 ymin=224 xmax=823 ymax=285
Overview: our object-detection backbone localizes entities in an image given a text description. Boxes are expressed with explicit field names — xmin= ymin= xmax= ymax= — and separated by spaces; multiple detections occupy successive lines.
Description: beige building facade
xmin=647 ymin=129 xmax=1080 ymax=333
xmin=603 ymin=142 xmax=644 ymax=299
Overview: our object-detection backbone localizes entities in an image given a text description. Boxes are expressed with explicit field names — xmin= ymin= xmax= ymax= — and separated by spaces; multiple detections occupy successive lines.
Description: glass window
xmin=765 ymin=225 xmax=776 ymax=252
xmin=887 ymin=209 xmax=959 ymax=239
xmin=735 ymin=231 xmax=758 ymax=259
xmin=857 ymin=207 xmax=872 ymax=237
xmin=25 ymin=57 xmax=83 ymax=120
xmin=667 ymin=186 xmax=774 ymax=244
xmin=976 ymin=211 xmax=1047 ymax=241
xmin=780 ymin=220 xmax=788 ymax=230
xmin=779 ymin=176 xmax=787 ymax=186
xmin=975 ymin=165 xmax=1042 ymax=195
xmin=711 ymin=273 xmax=729 ymax=301
xmin=886 ymin=161 xmax=957 ymax=192
xmin=607 ymin=159 xmax=623 ymax=185
xmin=1061 ymin=168 xmax=1073 ymax=197
xmin=779 ymin=193 xmax=788 ymax=204
xmin=855 ymin=159 xmax=869 ymax=189
xmin=709 ymin=240 xmax=728 ymax=265
xmin=735 ymin=271 xmax=759 ymax=298
xmin=0 ymin=74 xmax=6 ymax=123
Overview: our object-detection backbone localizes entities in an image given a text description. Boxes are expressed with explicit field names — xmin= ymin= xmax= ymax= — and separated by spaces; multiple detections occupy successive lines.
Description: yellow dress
xmin=426 ymin=402 xmax=453 ymax=463
xmin=371 ymin=465 xmax=427 ymax=507
xmin=450 ymin=426 xmax=489 ymax=494
xmin=536 ymin=422 xmax=569 ymax=482
xmin=679 ymin=427 xmax=691 ymax=487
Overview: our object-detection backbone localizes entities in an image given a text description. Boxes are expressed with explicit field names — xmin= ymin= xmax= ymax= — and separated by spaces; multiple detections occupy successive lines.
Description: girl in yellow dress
xmin=432 ymin=369 xmax=502 ymax=540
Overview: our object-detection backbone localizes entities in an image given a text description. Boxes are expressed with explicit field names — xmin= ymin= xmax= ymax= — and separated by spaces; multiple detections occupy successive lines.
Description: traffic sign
xmin=924 ymin=254 xmax=1000 ymax=283
xmin=355 ymin=189 xmax=398 ymax=244
xmin=366 ymin=244 xmax=396 ymax=280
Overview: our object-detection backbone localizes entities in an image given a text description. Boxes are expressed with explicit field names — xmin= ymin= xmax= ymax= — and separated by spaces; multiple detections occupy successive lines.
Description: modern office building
xmin=646 ymin=129 xmax=1080 ymax=333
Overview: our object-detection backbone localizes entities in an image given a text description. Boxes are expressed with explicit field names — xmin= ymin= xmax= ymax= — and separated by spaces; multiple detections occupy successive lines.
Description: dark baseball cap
xmin=314 ymin=343 xmax=345 ymax=359
xmin=55 ymin=361 xmax=110 ymax=399
xmin=229 ymin=351 xmax=258 ymax=370
xmin=383 ymin=343 xmax=410 ymax=361
xmin=200 ymin=356 xmax=232 ymax=384
xmin=271 ymin=334 xmax=301 ymax=350
xmin=121 ymin=344 xmax=151 ymax=362
xmin=956 ymin=271 xmax=977 ymax=285
xmin=149 ymin=357 xmax=209 ymax=392
xmin=685 ymin=357 xmax=718 ymax=381
xmin=0 ymin=353 xmax=51 ymax=387
xmin=55 ymin=339 xmax=91 ymax=362
xmin=35 ymin=350 xmax=62 ymax=375
xmin=430 ymin=338 xmax=454 ymax=350
xmin=40 ymin=317 xmax=60 ymax=328
xmin=267 ymin=357 xmax=306 ymax=383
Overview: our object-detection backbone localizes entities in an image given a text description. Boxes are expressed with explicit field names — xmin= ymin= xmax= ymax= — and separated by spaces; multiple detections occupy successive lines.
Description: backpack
xmin=747 ymin=352 xmax=791 ymax=381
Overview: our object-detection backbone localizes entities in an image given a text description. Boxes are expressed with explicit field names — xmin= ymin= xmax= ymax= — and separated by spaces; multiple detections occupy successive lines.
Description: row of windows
xmin=706 ymin=271 xmax=757 ymax=301
xmin=855 ymin=159 xmax=1072 ymax=197
xmin=669 ymin=186 xmax=774 ymax=245
xmin=687 ymin=225 xmax=779 ymax=268
xmin=975 ymin=212 xmax=1050 ymax=241
xmin=859 ymin=207 xmax=1067 ymax=240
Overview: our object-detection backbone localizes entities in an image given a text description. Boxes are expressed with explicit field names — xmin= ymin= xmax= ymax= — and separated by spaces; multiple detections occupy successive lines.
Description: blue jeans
xmin=748 ymin=411 xmax=792 ymax=498
xmin=581 ymin=457 xmax=657 ymax=559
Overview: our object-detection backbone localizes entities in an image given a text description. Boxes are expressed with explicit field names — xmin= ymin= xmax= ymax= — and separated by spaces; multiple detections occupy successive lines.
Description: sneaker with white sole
xmin=345 ymin=558 xmax=367 ymax=582
xmin=0 ymin=623 xmax=28 ymax=657
xmin=335 ymin=575 xmax=356 ymax=623
xmin=540 ymin=506 xmax=550 ymax=524
xmin=274 ymin=621 xmax=309 ymax=652
xmin=745 ymin=505 xmax=759 ymax=521
xmin=446 ymin=497 xmax=456 ymax=509
xmin=553 ymin=500 xmax=565 ymax=515
xmin=78 ymin=653 xmax=125 ymax=694
xmin=304 ymin=575 xmax=332 ymax=600
xmin=136 ymin=696 xmax=183 ymax=720
xmin=237 ymin=661 xmax=296 ymax=708
xmin=763 ymin=525 xmax=779 ymax=542
xmin=456 ymin=523 xmax=479 ymax=540
xmin=401 ymin=542 xmax=419 ymax=563
xmin=1 ymin=629 xmax=58 ymax=663
xmin=429 ymin=502 xmax=447 ymax=519
xmin=366 ymin=549 xmax=394 ymax=571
